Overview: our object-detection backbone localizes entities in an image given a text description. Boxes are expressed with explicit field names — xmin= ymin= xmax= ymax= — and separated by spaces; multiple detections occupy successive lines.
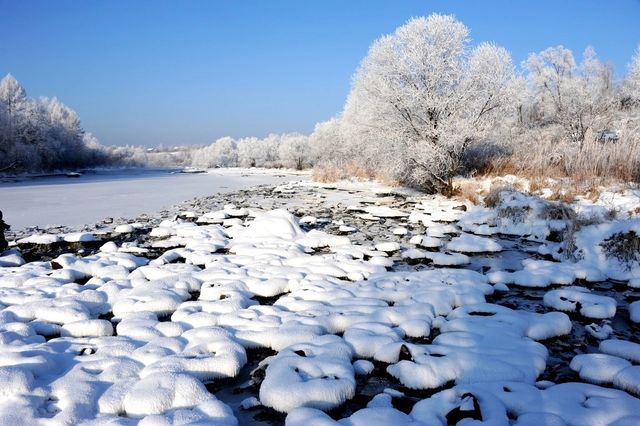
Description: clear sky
xmin=1 ymin=0 xmax=639 ymax=146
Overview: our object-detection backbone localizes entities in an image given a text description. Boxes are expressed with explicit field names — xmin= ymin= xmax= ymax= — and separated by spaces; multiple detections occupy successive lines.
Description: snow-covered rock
xmin=446 ymin=233 xmax=502 ymax=253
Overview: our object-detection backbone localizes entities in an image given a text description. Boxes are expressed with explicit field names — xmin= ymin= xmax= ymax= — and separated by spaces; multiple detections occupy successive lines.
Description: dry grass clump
xmin=474 ymin=155 xmax=520 ymax=178
xmin=540 ymin=203 xmax=575 ymax=221
xmin=528 ymin=178 xmax=547 ymax=193
xmin=497 ymin=205 xmax=530 ymax=223
xmin=477 ymin=125 xmax=640 ymax=195
xmin=344 ymin=163 xmax=375 ymax=180
xmin=566 ymin=134 xmax=640 ymax=183
xmin=547 ymin=188 xmax=578 ymax=203
xmin=313 ymin=163 xmax=344 ymax=183
xmin=452 ymin=180 xmax=482 ymax=204
xmin=602 ymin=230 xmax=640 ymax=265
xmin=312 ymin=161 xmax=400 ymax=186
xmin=484 ymin=183 xmax=517 ymax=208
xmin=374 ymin=172 xmax=401 ymax=187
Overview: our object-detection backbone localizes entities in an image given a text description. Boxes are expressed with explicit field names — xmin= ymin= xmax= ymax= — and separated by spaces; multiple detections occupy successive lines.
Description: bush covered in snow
xmin=602 ymin=230 xmax=640 ymax=264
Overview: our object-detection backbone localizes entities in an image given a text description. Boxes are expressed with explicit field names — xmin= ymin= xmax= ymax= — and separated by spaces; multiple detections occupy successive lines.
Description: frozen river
xmin=0 ymin=168 xmax=306 ymax=230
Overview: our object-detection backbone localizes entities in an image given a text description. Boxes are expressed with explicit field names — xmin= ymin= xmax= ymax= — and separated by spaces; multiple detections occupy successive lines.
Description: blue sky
xmin=1 ymin=0 xmax=639 ymax=146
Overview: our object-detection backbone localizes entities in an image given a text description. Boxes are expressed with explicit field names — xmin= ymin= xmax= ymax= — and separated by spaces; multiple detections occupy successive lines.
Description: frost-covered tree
xmin=191 ymin=137 xmax=239 ymax=168
xmin=0 ymin=74 xmax=112 ymax=173
xmin=261 ymin=134 xmax=282 ymax=167
xmin=621 ymin=47 xmax=640 ymax=109
xmin=0 ymin=74 xmax=28 ymax=170
xmin=341 ymin=14 xmax=516 ymax=193
xmin=212 ymin=136 xmax=238 ymax=167
xmin=185 ymin=132 xmax=315 ymax=170
xmin=522 ymin=46 xmax=615 ymax=144
xmin=310 ymin=117 xmax=346 ymax=168
xmin=237 ymin=137 xmax=263 ymax=167
xmin=0 ymin=74 xmax=27 ymax=129
xmin=278 ymin=133 xmax=310 ymax=170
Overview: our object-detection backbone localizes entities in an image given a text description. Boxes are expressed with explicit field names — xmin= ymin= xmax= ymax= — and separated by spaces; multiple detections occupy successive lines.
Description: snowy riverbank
xmin=0 ymin=178 xmax=639 ymax=425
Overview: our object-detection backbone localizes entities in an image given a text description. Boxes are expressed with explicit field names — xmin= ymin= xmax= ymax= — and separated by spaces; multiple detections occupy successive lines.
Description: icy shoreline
xmin=1 ymin=179 xmax=640 ymax=425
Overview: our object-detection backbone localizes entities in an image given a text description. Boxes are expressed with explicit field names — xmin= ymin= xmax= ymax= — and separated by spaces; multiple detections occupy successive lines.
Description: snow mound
xmin=544 ymin=288 xmax=617 ymax=318
xmin=238 ymin=209 xmax=304 ymax=240
xmin=122 ymin=372 xmax=234 ymax=419
xmin=259 ymin=336 xmax=356 ymax=413
xmin=60 ymin=319 xmax=114 ymax=337
xmin=375 ymin=241 xmax=401 ymax=253
xmin=409 ymin=235 xmax=443 ymax=248
xmin=599 ymin=340 xmax=640 ymax=364
xmin=573 ymin=219 xmax=640 ymax=281
xmin=446 ymin=233 xmax=502 ymax=253
xmin=387 ymin=304 xmax=570 ymax=389
xmin=487 ymin=259 xmax=598 ymax=288
xmin=570 ymin=353 xmax=632 ymax=385
xmin=364 ymin=206 xmax=408 ymax=218
xmin=17 ymin=234 xmax=62 ymax=245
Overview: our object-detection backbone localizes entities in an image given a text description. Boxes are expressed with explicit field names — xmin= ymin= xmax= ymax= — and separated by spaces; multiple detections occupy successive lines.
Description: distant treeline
xmin=113 ymin=133 xmax=315 ymax=171
xmin=0 ymin=74 xmax=316 ymax=174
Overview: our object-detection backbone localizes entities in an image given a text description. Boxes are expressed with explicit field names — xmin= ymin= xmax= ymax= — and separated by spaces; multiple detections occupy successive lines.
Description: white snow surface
xmin=446 ymin=233 xmax=503 ymax=253
xmin=544 ymin=287 xmax=617 ymax=319
xmin=2 ymin=178 xmax=640 ymax=424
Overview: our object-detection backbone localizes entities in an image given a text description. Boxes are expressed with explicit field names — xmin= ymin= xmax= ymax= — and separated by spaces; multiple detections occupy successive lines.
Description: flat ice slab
xmin=0 ymin=168 xmax=306 ymax=230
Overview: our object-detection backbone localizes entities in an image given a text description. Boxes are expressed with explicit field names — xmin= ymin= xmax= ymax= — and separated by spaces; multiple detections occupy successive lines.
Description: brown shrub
xmin=478 ymin=124 xmax=640 ymax=193
xmin=484 ymin=183 xmax=516 ymax=208
xmin=540 ymin=203 xmax=575 ymax=221
xmin=497 ymin=205 xmax=530 ymax=223
xmin=344 ymin=162 xmax=375 ymax=180
xmin=453 ymin=181 xmax=481 ymax=204
xmin=313 ymin=163 xmax=343 ymax=182
xmin=547 ymin=188 xmax=578 ymax=203
xmin=528 ymin=178 xmax=546 ymax=193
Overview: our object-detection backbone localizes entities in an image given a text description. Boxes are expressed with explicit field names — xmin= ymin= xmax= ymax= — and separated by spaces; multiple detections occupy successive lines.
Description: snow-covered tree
xmin=0 ymin=74 xmax=27 ymax=125
xmin=212 ymin=136 xmax=238 ymax=167
xmin=310 ymin=117 xmax=346 ymax=168
xmin=621 ymin=46 xmax=640 ymax=109
xmin=278 ymin=133 xmax=310 ymax=170
xmin=261 ymin=134 xmax=282 ymax=167
xmin=0 ymin=74 xmax=112 ymax=173
xmin=522 ymin=46 xmax=615 ymax=144
xmin=341 ymin=14 xmax=516 ymax=193
xmin=0 ymin=74 xmax=28 ymax=170
xmin=237 ymin=137 xmax=263 ymax=167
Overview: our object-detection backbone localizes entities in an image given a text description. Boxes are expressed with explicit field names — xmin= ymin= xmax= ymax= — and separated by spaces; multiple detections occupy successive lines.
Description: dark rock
xmin=398 ymin=344 xmax=413 ymax=361
xmin=0 ymin=210 xmax=9 ymax=252
xmin=445 ymin=393 xmax=482 ymax=424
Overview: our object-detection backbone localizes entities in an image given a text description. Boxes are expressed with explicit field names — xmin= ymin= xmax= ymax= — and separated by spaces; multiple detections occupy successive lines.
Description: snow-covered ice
xmin=0 ymin=168 xmax=306 ymax=230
